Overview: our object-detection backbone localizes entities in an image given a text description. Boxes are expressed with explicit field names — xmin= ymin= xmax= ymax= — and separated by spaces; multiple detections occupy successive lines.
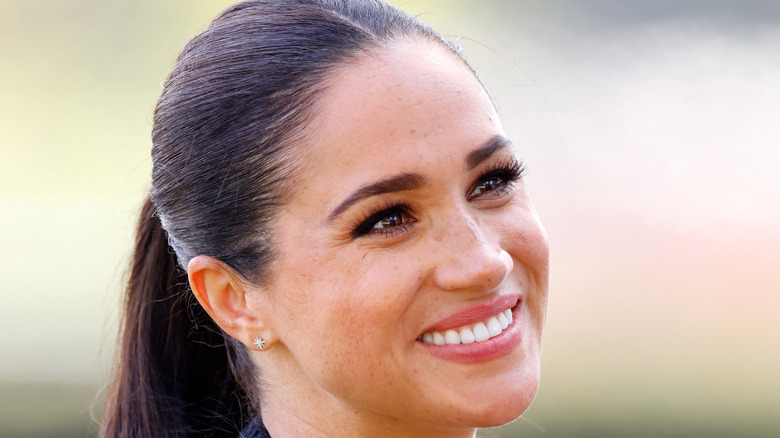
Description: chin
xmin=444 ymin=364 xmax=541 ymax=429
xmin=472 ymin=379 xmax=539 ymax=428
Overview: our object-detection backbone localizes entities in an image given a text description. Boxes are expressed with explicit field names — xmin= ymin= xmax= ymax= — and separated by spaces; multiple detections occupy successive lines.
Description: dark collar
xmin=240 ymin=417 xmax=271 ymax=438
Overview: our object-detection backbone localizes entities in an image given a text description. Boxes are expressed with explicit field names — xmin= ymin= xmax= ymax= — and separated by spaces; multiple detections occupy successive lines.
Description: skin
xmin=189 ymin=39 xmax=549 ymax=438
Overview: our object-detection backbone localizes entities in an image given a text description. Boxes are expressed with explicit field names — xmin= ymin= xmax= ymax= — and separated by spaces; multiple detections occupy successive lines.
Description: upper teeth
xmin=420 ymin=309 xmax=513 ymax=345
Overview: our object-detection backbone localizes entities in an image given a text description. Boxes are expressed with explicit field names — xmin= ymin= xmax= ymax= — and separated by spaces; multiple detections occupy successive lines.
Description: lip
xmin=419 ymin=294 xmax=520 ymax=335
xmin=417 ymin=301 xmax=523 ymax=364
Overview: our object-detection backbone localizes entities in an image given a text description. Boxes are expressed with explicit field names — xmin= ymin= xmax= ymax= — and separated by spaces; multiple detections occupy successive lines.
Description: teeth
xmin=497 ymin=313 xmax=509 ymax=330
xmin=487 ymin=317 xmax=502 ymax=337
xmin=444 ymin=330 xmax=460 ymax=345
xmin=420 ymin=308 xmax=514 ymax=345
xmin=473 ymin=322 xmax=490 ymax=342
xmin=459 ymin=327 xmax=476 ymax=344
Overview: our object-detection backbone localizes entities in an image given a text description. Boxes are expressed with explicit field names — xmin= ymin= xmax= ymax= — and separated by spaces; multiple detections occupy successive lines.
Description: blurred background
xmin=1 ymin=0 xmax=778 ymax=436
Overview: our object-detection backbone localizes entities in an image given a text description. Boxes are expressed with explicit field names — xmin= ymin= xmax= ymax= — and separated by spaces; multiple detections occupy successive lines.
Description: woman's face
xmin=252 ymin=40 xmax=549 ymax=434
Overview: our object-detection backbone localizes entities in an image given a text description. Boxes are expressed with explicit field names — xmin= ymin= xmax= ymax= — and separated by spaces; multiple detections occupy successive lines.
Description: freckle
xmin=410 ymin=129 xmax=416 ymax=134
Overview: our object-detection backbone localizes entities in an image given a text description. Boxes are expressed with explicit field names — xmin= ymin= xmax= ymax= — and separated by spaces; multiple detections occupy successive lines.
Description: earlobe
xmin=252 ymin=336 xmax=268 ymax=351
xmin=187 ymin=255 xmax=277 ymax=351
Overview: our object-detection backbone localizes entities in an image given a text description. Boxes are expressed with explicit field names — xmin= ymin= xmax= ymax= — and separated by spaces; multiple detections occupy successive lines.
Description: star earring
xmin=253 ymin=336 xmax=266 ymax=350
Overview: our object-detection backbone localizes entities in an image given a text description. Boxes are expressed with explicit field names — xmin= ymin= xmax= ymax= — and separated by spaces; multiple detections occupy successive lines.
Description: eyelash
xmin=350 ymin=158 xmax=526 ymax=239
xmin=466 ymin=158 xmax=526 ymax=201
xmin=351 ymin=202 xmax=414 ymax=239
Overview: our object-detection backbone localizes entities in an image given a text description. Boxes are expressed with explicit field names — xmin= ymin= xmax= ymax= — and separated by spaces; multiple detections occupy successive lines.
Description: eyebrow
xmin=327 ymin=172 xmax=426 ymax=222
xmin=465 ymin=135 xmax=513 ymax=170
xmin=326 ymin=135 xmax=513 ymax=222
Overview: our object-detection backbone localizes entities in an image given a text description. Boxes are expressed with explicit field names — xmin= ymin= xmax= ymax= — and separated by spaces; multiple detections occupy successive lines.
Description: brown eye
xmin=375 ymin=212 xmax=406 ymax=229
xmin=352 ymin=203 xmax=416 ymax=238
xmin=472 ymin=177 xmax=503 ymax=196
xmin=468 ymin=161 xmax=525 ymax=201
xmin=470 ymin=176 xmax=509 ymax=199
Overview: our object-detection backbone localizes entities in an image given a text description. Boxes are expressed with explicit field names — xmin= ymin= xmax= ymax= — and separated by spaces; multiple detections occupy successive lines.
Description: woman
xmin=101 ymin=1 xmax=549 ymax=437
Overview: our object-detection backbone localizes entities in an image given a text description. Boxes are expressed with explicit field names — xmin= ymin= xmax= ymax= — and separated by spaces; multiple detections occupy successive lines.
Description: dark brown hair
xmin=101 ymin=1 xmax=466 ymax=437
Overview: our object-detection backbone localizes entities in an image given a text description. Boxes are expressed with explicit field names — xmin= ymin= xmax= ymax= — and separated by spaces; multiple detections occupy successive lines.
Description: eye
xmin=471 ymin=176 xmax=505 ymax=197
xmin=351 ymin=203 xmax=416 ymax=238
xmin=467 ymin=159 xmax=525 ymax=201
xmin=374 ymin=211 xmax=406 ymax=229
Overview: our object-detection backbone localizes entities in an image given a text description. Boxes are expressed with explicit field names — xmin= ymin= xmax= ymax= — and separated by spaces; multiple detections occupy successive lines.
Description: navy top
xmin=240 ymin=417 xmax=271 ymax=438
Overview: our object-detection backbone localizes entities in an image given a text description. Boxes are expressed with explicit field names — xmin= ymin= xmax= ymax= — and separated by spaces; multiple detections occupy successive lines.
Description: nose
xmin=431 ymin=216 xmax=513 ymax=292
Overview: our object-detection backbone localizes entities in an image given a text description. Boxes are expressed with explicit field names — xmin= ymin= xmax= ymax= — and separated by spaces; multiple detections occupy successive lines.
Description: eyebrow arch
xmin=327 ymin=172 xmax=426 ymax=222
xmin=326 ymin=135 xmax=512 ymax=223
xmin=465 ymin=135 xmax=513 ymax=170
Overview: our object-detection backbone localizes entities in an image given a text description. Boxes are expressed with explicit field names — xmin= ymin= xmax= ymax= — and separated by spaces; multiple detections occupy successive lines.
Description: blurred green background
xmin=1 ymin=0 xmax=778 ymax=436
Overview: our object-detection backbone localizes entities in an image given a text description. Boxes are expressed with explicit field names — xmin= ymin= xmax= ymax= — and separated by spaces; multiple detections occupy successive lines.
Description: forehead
xmin=295 ymin=40 xmax=502 ymax=200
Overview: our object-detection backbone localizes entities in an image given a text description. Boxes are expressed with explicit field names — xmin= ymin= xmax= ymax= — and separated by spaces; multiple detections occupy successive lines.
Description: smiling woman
xmin=101 ymin=1 xmax=549 ymax=437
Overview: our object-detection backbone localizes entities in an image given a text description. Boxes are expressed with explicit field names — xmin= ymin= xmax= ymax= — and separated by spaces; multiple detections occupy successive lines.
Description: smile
xmin=419 ymin=309 xmax=513 ymax=345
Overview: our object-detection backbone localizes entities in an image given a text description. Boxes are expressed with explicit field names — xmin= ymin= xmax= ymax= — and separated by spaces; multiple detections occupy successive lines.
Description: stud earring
xmin=253 ymin=336 xmax=266 ymax=350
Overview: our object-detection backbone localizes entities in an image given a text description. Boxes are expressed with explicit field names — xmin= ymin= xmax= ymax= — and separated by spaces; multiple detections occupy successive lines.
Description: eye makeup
xmin=467 ymin=157 xmax=525 ymax=201
xmin=349 ymin=157 xmax=526 ymax=239
xmin=351 ymin=201 xmax=415 ymax=238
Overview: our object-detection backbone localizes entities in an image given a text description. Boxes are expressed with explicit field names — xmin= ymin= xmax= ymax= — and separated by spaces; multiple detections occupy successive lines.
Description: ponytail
xmin=102 ymin=1 xmax=468 ymax=435
xmin=101 ymin=196 xmax=254 ymax=437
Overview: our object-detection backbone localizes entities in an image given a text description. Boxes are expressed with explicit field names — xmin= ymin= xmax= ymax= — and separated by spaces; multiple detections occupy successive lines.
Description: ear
xmin=187 ymin=255 xmax=277 ymax=351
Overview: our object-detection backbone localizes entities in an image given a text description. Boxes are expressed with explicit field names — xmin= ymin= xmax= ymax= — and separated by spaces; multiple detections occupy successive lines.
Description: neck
xmin=255 ymin=350 xmax=477 ymax=438
xmin=260 ymin=402 xmax=477 ymax=438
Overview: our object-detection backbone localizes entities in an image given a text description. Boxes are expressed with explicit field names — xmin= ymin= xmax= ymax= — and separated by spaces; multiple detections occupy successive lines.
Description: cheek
xmin=321 ymin=259 xmax=420 ymax=356
xmin=496 ymin=201 xmax=548 ymax=268
xmin=500 ymin=206 xmax=550 ymax=323
xmin=277 ymin=249 xmax=418 ymax=378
